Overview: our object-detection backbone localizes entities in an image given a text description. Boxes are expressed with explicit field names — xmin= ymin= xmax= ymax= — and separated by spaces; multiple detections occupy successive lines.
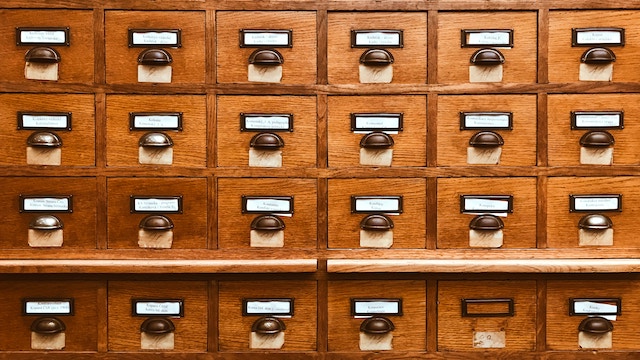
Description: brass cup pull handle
xmin=250 ymin=133 xmax=284 ymax=149
xmin=470 ymin=48 xmax=505 ymax=65
xmin=581 ymin=47 xmax=616 ymax=64
xmin=469 ymin=214 xmax=504 ymax=231
xmin=468 ymin=131 xmax=504 ymax=148
xmin=360 ymin=132 xmax=394 ymax=149
xmin=360 ymin=316 xmax=395 ymax=334
xmin=360 ymin=214 xmax=394 ymax=231
xmin=29 ymin=215 xmax=64 ymax=230
xmin=359 ymin=49 xmax=394 ymax=66
xmin=580 ymin=131 xmax=615 ymax=147
xmin=31 ymin=317 xmax=66 ymax=334
xmin=578 ymin=316 xmax=613 ymax=334
xmin=248 ymin=49 xmax=284 ymax=65
xmin=578 ymin=214 xmax=613 ymax=230
xmin=25 ymin=47 xmax=61 ymax=63
xmin=27 ymin=131 xmax=62 ymax=148
xmin=140 ymin=317 xmax=175 ymax=334
xmin=251 ymin=316 xmax=286 ymax=334
xmin=137 ymin=48 xmax=173 ymax=66
xmin=251 ymin=215 xmax=286 ymax=231
xmin=139 ymin=215 xmax=174 ymax=231
xmin=139 ymin=132 xmax=174 ymax=148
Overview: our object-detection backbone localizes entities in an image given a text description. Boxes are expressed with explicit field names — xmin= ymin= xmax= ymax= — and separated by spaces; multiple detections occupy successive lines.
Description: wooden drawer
xmin=548 ymin=94 xmax=640 ymax=166
xmin=547 ymin=177 xmax=640 ymax=249
xmin=105 ymin=95 xmax=207 ymax=168
xmin=327 ymin=12 xmax=427 ymax=84
xmin=437 ymin=12 xmax=537 ymax=84
xmin=437 ymin=177 xmax=537 ymax=249
xmin=437 ymin=95 xmax=537 ymax=166
xmin=437 ymin=280 xmax=536 ymax=351
xmin=216 ymin=11 xmax=317 ymax=84
xmin=327 ymin=96 xmax=427 ymax=167
xmin=106 ymin=177 xmax=208 ymax=249
xmin=547 ymin=280 xmax=640 ymax=350
xmin=108 ymin=280 xmax=208 ymax=352
xmin=328 ymin=280 xmax=426 ymax=352
xmin=105 ymin=11 xmax=206 ymax=84
xmin=327 ymin=178 xmax=426 ymax=249
xmin=218 ymin=280 xmax=317 ymax=351
xmin=0 ymin=280 xmax=101 ymax=351
xmin=216 ymin=95 xmax=317 ymax=168
xmin=0 ymin=9 xmax=94 ymax=84
xmin=0 ymin=177 xmax=97 ymax=249
xmin=549 ymin=11 xmax=640 ymax=83
xmin=0 ymin=94 xmax=95 ymax=166
xmin=217 ymin=178 xmax=317 ymax=249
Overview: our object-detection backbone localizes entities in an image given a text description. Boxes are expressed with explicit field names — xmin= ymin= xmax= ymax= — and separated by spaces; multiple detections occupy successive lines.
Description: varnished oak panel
xmin=216 ymin=95 xmax=317 ymax=167
xmin=105 ymin=10 xmax=206 ymax=84
xmin=107 ymin=280 xmax=208 ymax=352
xmin=0 ymin=94 xmax=95 ymax=166
xmin=437 ymin=280 xmax=537 ymax=351
xmin=216 ymin=11 xmax=317 ymax=84
xmin=437 ymin=94 xmax=537 ymax=166
xmin=218 ymin=280 xmax=317 ymax=351
xmin=327 ymin=12 xmax=427 ymax=84
xmin=105 ymin=95 xmax=207 ymax=167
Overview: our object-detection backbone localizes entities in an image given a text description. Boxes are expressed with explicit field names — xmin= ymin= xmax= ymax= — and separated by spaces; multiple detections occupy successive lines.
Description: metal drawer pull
xmin=252 ymin=316 xmax=286 ymax=334
xmin=360 ymin=214 xmax=394 ymax=231
xmin=29 ymin=215 xmax=64 ymax=230
xmin=469 ymin=131 xmax=504 ymax=147
xmin=578 ymin=316 xmax=613 ymax=334
xmin=25 ymin=47 xmax=60 ymax=63
xmin=251 ymin=215 xmax=285 ymax=231
xmin=139 ymin=215 xmax=174 ymax=231
xmin=469 ymin=215 xmax=504 ymax=231
xmin=250 ymin=133 xmax=284 ymax=149
xmin=27 ymin=132 xmax=62 ymax=147
xmin=31 ymin=317 xmax=65 ymax=334
xmin=140 ymin=318 xmax=175 ymax=334
xmin=578 ymin=214 xmax=612 ymax=230
xmin=580 ymin=131 xmax=614 ymax=147
xmin=359 ymin=49 xmax=394 ymax=66
xmin=248 ymin=49 xmax=284 ymax=65
xmin=470 ymin=48 xmax=505 ymax=65
xmin=360 ymin=316 xmax=395 ymax=334
xmin=139 ymin=132 xmax=173 ymax=148
xmin=360 ymin=132 xmax=394 ymax=149
xmin=137 ymin=49 xmax=173 ymax=66
xmin=581 ymin=47 xmax=616 ymax=64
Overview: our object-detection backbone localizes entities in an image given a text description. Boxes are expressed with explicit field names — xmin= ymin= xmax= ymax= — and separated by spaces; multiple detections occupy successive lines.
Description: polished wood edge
xmin=327 ymin=259 xmax=640 ymax=273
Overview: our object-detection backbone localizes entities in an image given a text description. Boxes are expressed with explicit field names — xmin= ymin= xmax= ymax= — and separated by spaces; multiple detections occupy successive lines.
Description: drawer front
xmin=437 ymin=280 xmax=536 ymax=351
xmin=549 ymin=11 xmax=640 ymax=83
xmin=0 ymin=9 xmax=94 ymax=84
xmin=106 ymin=95 xmax=207 ymax=168
xmin=0 ymin=280 xmax=101 ymax=351
xmin=547 ymin=280 xmax=640 ymax=350
xmin=437 ymin=95 xmax=537 ymax=166
xmin=216 ymin=11 xmax=317 ymax=84
xmin=328 ymin=280 xmax=426 ymax=351
xmin=218 ymin=280 xmax=317 ymax=351
xmin=437 ymin=12 xmax=537 ymax=84
xmin=108 ymin=280 xmax=208 ymax=352
xmin=0 ymin=177 xmax=97 ymax=249
xmin=327 ymin=12 xmax=427 ymax=84
xmin=0 ymin=94 xmax=95 ymax=166
xmin=217 ymin=178 xmax=317 ymax=249
xmin=547 ymin=177 xmax=640 ymax=249
xmin=105 ymin=11 xmax=206 ymax=84
xmin=327 ymin=96 xmax=427 ymax=167
xmin=548 ymin=94 xmax=640 ymax=166
xmin=437 ymin=177 xmax=537 ymax=249
xmin=328 ymin=178 xmax=426 ymax=249
xmin=216 ymin=95 xmax=317 ymax=168
xmin=107 ymin=177 xmax=208 ymax=249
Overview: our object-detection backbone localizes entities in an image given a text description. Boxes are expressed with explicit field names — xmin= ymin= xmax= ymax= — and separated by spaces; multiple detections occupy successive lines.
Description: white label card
xmin=134 ymin=115 xmax=180 ymax=129
xmin=243 ymin=116 xmax=291 ymax=130
xmin=20 ymin=30 xmax=67 ymax=44
xmin=574 ymin=301 xmax=618 ymax=321
xmin=354 ymin=198 xmax=401 ymax=213
xmin=463 ymin=114 xmax=511 ymax=129
xmin=25 ymin=301 xmax=72 ymax=315
xmin=23 ymin=198 xmax=69 ymax=211
xmin=22 ymin=114 xmax=69 ymax=129
xmin=243 ymin=32 xmax=291 ymax=46
xmin=576 ymin=31 xmax=622 ymax=45
xmin=572 ymin=197 xmax=620 ymax=211
xmin=355 ymin=32 xmax=401 ymax=47
xmin=135 ymin=301 xmax=182 ymax=316
xmin=574 ymin=114 xmax=621 ymax=128
xmin=354 ymin=301 xmax=400 ymax=315
xmin=353 ymin=115 xmax=401 ymax=132
xmin=467 ymin=31 xmax=512 ymax=46
xmin=464 ymin=198 xmax=510 ymax=212
xmin=245 ymin=301 xmax=292 ymax=315
xmin=245 ymin=198 xmax=292 ymax=213
xmin=132 ymin=32 xmax=179 ymax=46
xmin=134 ymin=198 xmax=180 ymax=212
